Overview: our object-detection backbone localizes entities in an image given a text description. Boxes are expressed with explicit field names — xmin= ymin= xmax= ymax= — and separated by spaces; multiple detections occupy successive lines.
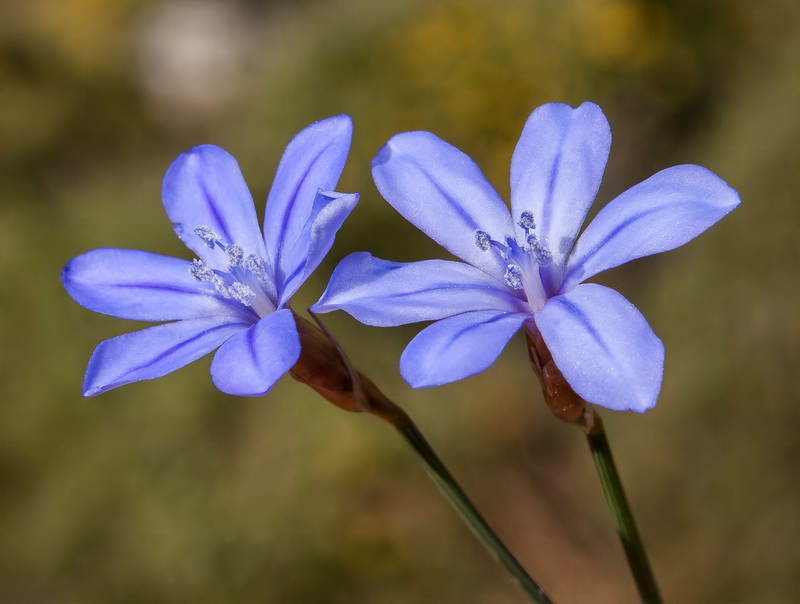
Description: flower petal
xmin=372 ymin=131 xmax=514 ymax=278
xmin=278 ymin=190 xmax=359 ymax=305
xmin=82 ymin=317 xmax=247 ymax=396
xmin=510 ymin=102 xmax=611 ymax=284
xmin=535 ymin=283 xmax=663 ymax=412
xmin=400 ymin=310 xmax=528 ymax=388
xmin=561 ymin=164 xmax=742 ymax=291
xmin=210 ymin=308 xmax=300 ymax=396
xmin=62 ymin=248 xmax=246 ymax=321
xmin=162 ymin=145 xmax=266 ymax=268
xmin=312 ymin=252 xmax=527 ymax=326
xmin=263 ymin=115 xmax=353 ymax=285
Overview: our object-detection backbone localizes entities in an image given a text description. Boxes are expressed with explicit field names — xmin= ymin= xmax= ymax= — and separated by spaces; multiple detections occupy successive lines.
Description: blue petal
xmin=162 ymin=145 xmax=267 ymax=268
xmin=312 ymin=252 xmax=527 ymax=326
xmin=510 ymin=103 xmax=611 ymax=285
xmin=278 ymin=190 xmax=359 ymax=305
xmin=534 ymin=283 xmax=664 ymax=412
xmin=400 ymin=310 xmax=529 ymax=388
xmin=263 ymin=115 xmax=353 ymax=286
xmin=561 ymin=164 xmax=742 ymax=291
xmin=83 ymin=317 xmax=247 ymax=396
xmin=372 ymin=131 xmax=514 ymax=279
xmin=63 ymin=248 xmax=246 ymax=321
xmin=210 ymin=308 xmax=300 ymax=396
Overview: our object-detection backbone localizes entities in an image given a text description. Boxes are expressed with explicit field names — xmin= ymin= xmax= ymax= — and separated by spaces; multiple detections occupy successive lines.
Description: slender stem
xmin=293 ymin=313 xmax=551 ymax=602
xmin=390 ymin=411 xmax=553 ymax=604
xmin=586 ymin=415 xmax=662 ymax=603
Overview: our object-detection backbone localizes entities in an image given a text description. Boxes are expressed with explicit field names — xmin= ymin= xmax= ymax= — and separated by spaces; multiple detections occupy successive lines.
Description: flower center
xmin=474 ymin=211 xmax=551 ymax=311
xmin=189 ymin=226 xmax=276 ymax=317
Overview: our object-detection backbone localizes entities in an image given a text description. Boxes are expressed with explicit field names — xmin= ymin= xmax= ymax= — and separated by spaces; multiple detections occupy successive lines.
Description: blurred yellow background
xmin=1 ymin=0 xmax=797 ymax=601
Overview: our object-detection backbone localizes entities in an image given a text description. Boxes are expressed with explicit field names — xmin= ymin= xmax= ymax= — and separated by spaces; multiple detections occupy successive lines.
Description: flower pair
xmin=63 ymin=103 xmax=740 ymax=411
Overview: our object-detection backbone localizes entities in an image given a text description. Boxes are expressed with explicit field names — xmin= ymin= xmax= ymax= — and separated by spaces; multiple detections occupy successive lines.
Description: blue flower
xmin=313 ymin=103 xmax=740 ymax=412
xmin=63 ymin=115 xmax=358 ymax=397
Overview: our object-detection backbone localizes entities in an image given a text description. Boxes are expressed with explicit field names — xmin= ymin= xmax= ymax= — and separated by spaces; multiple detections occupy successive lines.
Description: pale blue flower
xmin=313 ymin=103 xmax=740 ymax=412
xmin=63 ymin=115 xmax=358 ymax=396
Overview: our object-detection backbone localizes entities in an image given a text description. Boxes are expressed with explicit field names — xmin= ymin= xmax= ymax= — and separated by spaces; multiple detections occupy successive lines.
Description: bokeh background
xmin=1 ymin=0 xmax=797 ymax=601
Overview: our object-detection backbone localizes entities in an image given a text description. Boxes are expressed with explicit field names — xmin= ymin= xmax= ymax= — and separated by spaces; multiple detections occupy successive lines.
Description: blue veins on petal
xmin=400 ymin=310 xmax=530 ymax=388
xmin=64 ymin=114 xmax=357 ymax=396
xmin=535 ymin=284 xmax=664 ymax=413
xmin=317 ymin=101 xmax=740 ymax=413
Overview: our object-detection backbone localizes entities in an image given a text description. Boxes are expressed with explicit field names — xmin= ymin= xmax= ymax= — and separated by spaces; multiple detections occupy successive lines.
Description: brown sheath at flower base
xmin=288 ymin=312 xmax=410 ymax=427
xmin=525 ymin=327 xmax=597 ymax=434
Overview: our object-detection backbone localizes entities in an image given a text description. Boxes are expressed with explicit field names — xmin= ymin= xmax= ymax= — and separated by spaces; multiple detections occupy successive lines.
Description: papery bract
xmin=63 ymin=115 xmax=358 ymax=397
xmin=313 ymin=102 xmax=740 ymax=412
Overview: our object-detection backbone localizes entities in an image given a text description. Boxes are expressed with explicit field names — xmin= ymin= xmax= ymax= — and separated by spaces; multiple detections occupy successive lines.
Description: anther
xmin=226 ymin=244 xmax=244 ymax=267
xmin=504 ymin=265 xmax=524 ymax=290
xmin=189 ymin=258 xmax=213 ymax=281
xmin=518 ymin=211 xmax=536 ymax=230
xmin=475 ymin=230 xmax=491 ymax=252
xmin=194 ymin=226 xmax=221 ymax=248
xmin=229 ymin=282 xmax=256 ymax=305
xmin=533 ymin=248 xmax=552 ymax=266
xmin=245 ymin=254 xmax=269 ymax=284
xmin=526 ymin=234 xmax=552 ymax=266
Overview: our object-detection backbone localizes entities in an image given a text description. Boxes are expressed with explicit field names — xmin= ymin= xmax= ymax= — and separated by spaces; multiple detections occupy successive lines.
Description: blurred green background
xmin=1 ymin=0 xmax=797 ymax=601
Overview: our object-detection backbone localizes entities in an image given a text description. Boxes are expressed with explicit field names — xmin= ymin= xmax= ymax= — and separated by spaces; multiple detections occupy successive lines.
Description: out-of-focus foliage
xmin=0 ymin=0 xmax=797 ymax=602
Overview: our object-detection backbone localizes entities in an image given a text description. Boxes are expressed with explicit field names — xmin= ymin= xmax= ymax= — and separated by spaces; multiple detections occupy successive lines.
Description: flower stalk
xmin=526 ymin=330 xmax=661 ymax=603
xmin=586 ymin=416 xmax=662 ymax=604
xmin=291 ymin=312 xmax=552 ymax=604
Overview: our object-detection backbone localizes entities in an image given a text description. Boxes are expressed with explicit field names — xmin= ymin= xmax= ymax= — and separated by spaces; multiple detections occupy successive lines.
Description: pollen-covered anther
xmin=518 ymin=211 xmax=536 ymax=230
xmin=226 ymin=244 xmax=244 ymax=267
xmin=475 ymin=230 xmax=491 ymax=251
xmin=526 ymin=233 xmax=552 ymax=266
xmin=189 ymin=258 xmax=213 ymax=281
xmin=504 ymin=264 xmax=524 ymax=290
xmin=194 ymin=226 xmax=221 ymax=248
xmin=229 ymin=282 xmax=256 ymax=305
xmin=245 ymin=254 xmax=269 ymax=284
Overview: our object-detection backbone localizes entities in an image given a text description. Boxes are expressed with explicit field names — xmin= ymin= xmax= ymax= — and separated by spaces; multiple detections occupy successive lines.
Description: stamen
xmin=226 ymin=244 xmax=244 ymax=267
xmin=194 ymin=226 xmax=221 ymax=248
xmin=229 ymin=282 xmax=256 ymax=305
xmin=475 ymin=230 xmax=491 ymax=252
xmin=533 ymin=247 xmax=552 ymax=266
xmin=245 ymin=254 xmax=269 ymax=285
xmin=526 ymin=234 xmax=552 ymax=266
xmin=189 ymin=258 xmax=214 ymax=281
xmin=188 ymin=258 xmax=230 ymax=297
xmin=518 ymin=211 xmax=536 ymax=230
xmin=504 ymin=265 xmax=524 ymax=290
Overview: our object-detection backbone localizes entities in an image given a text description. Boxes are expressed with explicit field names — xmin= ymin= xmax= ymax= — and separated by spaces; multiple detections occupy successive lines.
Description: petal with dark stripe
xmin=400 ymin=310 xmax=528 ymax=388
xmin=63 ymin=248 xmax=246 ymax=321
xmin=162 ymin=145 xmax=266 ymax=268
xmin=312 ymin=252 xmax=527 ymax=326
xmin=210 ymin=308 xmax=300 ymax=396
xmin=263 ymin=115 xmax=353 ymax=285
xmin=279 ymin=190 xmax=359 ymax=305
xmin=535 ymin=283 xmax=663 ymax=412
xmin=562 ymin=165 xmax=742 ymax=291
xmin=83 ymin=316 xmax=247 ymax=396
xmin=372 ymin=131 xmax=514 ymax=279
xmin=510 ymin=102 xmax=611 ymax=287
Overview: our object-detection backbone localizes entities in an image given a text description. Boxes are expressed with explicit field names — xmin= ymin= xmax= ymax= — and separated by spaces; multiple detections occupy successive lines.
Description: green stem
xmin=297 ymin=312 xmax=551 ymax=602
xmin=390 ymin=411 xmax=553 ymax=604
xmin=586 ymin=415 xmax=662 ymax=603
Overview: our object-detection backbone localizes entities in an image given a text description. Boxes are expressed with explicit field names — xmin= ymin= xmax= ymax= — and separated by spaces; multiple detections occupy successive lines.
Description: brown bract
xmin=525 ymin=327 xmax=598 ymax=434
xmin=289 ymin=312 xmax=410 ymax=428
